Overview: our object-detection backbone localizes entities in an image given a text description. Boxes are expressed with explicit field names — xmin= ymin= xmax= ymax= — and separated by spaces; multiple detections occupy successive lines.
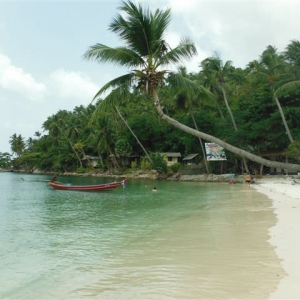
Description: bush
xmin=150 ymin=153 xmax=167 ymax=173
xmin=169 ymin=163 xmax=181 ymax=173
xmin=76 ymin=166 xmax=86 ymax=174
xmin=141 ymin=157 xmax=152 ymax=170
xmin=131 ymin=161 xmax=138 ymax=169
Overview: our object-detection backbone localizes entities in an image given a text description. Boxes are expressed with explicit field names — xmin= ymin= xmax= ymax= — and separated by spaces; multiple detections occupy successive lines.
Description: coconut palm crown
xmin=83 ymin=0 xmax=198 ymax=104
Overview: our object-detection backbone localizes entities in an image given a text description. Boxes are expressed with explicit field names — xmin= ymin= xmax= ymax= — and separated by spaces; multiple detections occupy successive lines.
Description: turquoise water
xmin=0 ymin=172 xmax=282 ymax=299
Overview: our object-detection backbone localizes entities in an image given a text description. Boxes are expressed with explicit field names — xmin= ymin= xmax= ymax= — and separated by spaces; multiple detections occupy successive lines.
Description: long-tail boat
xmin=48 ymin=176 xmax=126 ymax=192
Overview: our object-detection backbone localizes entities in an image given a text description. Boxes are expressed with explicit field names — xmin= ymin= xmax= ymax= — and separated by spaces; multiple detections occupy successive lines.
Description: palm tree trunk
xmin=222 ymin=87 xmax=250 ymax=173
xmin=221 ymin=87 xmax=237 ymax=131
xmin=115 ymin=106 xmax=152 ymax=163
xmin=152 ymin=90 xmax=300 ymax=172
xmin=215 ymin=98 xmax=225 ymax=119
xmin=60 ymin=131 xmax=83 ymax=167
xmin=274 ymin=95 xmax=294 ymax=143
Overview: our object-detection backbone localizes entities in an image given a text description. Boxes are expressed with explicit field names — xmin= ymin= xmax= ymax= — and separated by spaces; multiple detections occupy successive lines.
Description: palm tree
xmin=0 ymin=152 xmax=11 ymax=168
xmin=43 ymin=111 xmax=83 ymax=167
xmin=83 ymin=0 xmax=300 ymax=172
xmin=275 ymin=39 xmax=300 ymax=118
xmin=200 ymin=55 xmax=250 ymax=173
xmin=10 ymin=133 xmax=25 ymax=157
xmin=285 ymin=39 xmax=300 ymax=77
xmin=93 ymin=114 xmax=119 ymax=169
xmin=200 ymin=55 xmax=242 ymax=130
xmin=254 ymin=45 xmax=294 ymax=143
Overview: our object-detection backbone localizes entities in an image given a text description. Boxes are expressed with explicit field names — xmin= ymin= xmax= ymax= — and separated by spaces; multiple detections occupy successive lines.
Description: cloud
xmin=163 ymin=30 xmax=203 ymax=73
xmin=0 ymin=53 xmax=48 ymax=102
xmin=49 ymin=69 xmax=100 ymax=107
xmin=0 ymin=52 xmax=102 ymax=152
xmin=167 ymin=0 xmax=300 ymax=68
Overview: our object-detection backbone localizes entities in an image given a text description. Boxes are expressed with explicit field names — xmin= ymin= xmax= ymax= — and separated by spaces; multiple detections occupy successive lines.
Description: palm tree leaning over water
xmin=83 ymin=0 xmax=300 ymax=172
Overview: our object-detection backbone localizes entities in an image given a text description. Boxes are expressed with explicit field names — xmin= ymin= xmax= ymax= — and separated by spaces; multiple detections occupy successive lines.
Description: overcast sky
xmin=0 ymin=0 xmax=299 ymax=153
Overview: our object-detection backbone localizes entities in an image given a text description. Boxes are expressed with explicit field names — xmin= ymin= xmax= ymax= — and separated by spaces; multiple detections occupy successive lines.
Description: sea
xmin=0 ymin=172 xmax=283 ymax=300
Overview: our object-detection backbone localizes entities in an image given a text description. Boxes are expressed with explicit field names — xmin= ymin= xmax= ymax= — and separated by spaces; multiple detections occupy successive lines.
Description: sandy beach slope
xmin=252 ymin=176 xmax=300 ymax=300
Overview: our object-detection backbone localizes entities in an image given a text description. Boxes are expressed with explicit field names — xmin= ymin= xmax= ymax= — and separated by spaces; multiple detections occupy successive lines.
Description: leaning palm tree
xmin=83 ymin=0 xmax=300 ymax=171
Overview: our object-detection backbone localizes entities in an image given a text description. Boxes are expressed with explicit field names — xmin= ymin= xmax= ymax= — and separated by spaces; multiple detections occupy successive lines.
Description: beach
xmin=252 ymin=175 xmax=300 ymax=299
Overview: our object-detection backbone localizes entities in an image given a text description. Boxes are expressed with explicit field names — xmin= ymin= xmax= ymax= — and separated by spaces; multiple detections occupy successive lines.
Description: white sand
xmin=252 ymin=176 xmax=300 ymax=299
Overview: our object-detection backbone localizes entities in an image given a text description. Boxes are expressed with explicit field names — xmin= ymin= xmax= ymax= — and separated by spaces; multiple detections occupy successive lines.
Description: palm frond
xmin=151 ymin=8 xmax=171 ymax=43
xmin=90 ymin=84 xmax=132 ymax=124
xmin=158 ymin=37 xmax=197 ymax=67
xmin=285 ymin=39 xmax=300 ymax=67
xmin=168 ymin=73 xmax=213 ymax=100
xmin=274 ymin=80 xmax=300 ymax=98
xmin=110 ymin=1 xmax=151 ymax=56
xmin=92 ymin=73 xmax=135 ymax=101
xmin=110 ymin=1 xmax=171 ymax=57
xmin=83 ymin=44 xmax=144 ymax=68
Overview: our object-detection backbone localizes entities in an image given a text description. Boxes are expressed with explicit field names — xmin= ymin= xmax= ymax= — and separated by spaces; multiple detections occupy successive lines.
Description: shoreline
xmin=3 ymin=168 xmax=300 ymax=184
xmin=252 ymin=177 xmax=300 ymax=299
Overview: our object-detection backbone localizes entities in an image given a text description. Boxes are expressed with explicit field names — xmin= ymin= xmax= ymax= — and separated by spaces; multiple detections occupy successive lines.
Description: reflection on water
xmin=0 ymin=173 xmax=283 ymax=299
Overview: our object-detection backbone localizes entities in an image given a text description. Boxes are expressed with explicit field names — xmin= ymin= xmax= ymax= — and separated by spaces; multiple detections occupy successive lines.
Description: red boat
xmin=49 ymin=177 xmax=126 ymax=192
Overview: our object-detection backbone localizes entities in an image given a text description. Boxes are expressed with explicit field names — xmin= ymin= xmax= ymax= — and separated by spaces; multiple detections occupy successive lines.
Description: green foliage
xmin=140 ymin=157 xmax=152 ymax=170
xmin=131 ymin=161 xmax=138 ymax=169
xmin=150 ymin=153 xmax=167 ymax=173
xmin=169 ymin=163 xmax=181 ymax=173
xmin=0 ymin=152 xmax=11 ymax=168
xmin=286 ymin=140 xmax=300 ymax=158
xmin=5 ymin=7 xmax=300 ymax=175
xmin=9 ymin=134 xmax=25 ymax=157
xmin=76 ymin=166 xmax=86 ymax=174
xmin=115 ymin=139 xmax=132 ymax=156
xmin=52 ymin=161 xmax=63 ymax=172
xmin=12 ymin=152 xmax=42 ymax=170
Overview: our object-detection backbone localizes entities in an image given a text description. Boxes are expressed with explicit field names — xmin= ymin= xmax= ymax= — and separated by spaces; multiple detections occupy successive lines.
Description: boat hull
xmin=49 ymin=178 xmax=126 ymax=192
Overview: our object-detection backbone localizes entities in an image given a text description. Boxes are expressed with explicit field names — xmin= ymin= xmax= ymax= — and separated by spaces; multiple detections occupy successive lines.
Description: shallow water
xmin=0 ymin=173 xmax=283 ymax=299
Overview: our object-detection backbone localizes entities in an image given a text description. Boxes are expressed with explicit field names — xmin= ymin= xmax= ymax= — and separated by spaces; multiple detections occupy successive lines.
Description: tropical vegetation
xmin=4 ymin=0 xmax=300 ymax=175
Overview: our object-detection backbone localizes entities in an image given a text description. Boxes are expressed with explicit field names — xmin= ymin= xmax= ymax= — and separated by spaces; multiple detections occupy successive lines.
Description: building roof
xmin=160 ymin=152 xmax=181 ymax=157
xmin=182 ymin=153 xmax=199 ymax=161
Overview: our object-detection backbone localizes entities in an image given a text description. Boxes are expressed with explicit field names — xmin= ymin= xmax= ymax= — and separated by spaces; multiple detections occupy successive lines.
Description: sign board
xmin=205 ymin=143 xmax=227 ymax=161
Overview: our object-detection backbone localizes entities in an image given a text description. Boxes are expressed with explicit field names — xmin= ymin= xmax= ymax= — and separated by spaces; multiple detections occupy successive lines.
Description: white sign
xmin=205 ymin=143 xmax=227 ymax=161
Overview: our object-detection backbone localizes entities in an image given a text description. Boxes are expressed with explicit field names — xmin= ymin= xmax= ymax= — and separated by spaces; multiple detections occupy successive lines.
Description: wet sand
xmin=252 ymin=176 xmax=300 ymax=299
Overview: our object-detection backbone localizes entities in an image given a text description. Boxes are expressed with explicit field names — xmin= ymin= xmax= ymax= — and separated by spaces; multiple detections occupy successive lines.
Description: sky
xmin=0 ymin=0 xmax=300 ymax=153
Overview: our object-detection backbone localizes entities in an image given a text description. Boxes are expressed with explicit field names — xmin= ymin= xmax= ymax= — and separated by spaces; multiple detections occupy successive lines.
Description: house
xmin=182 ymin=153 xmax=199 ymax=165
xmin=160 ymin=152 xmax=181 ymax=166
xmin=119 ymin=154 xmax=140 ymax=168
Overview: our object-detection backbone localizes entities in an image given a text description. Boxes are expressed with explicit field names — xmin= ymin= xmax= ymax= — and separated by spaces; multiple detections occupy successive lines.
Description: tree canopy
xmin=5 ymin=0 xmax=300 ymax=174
